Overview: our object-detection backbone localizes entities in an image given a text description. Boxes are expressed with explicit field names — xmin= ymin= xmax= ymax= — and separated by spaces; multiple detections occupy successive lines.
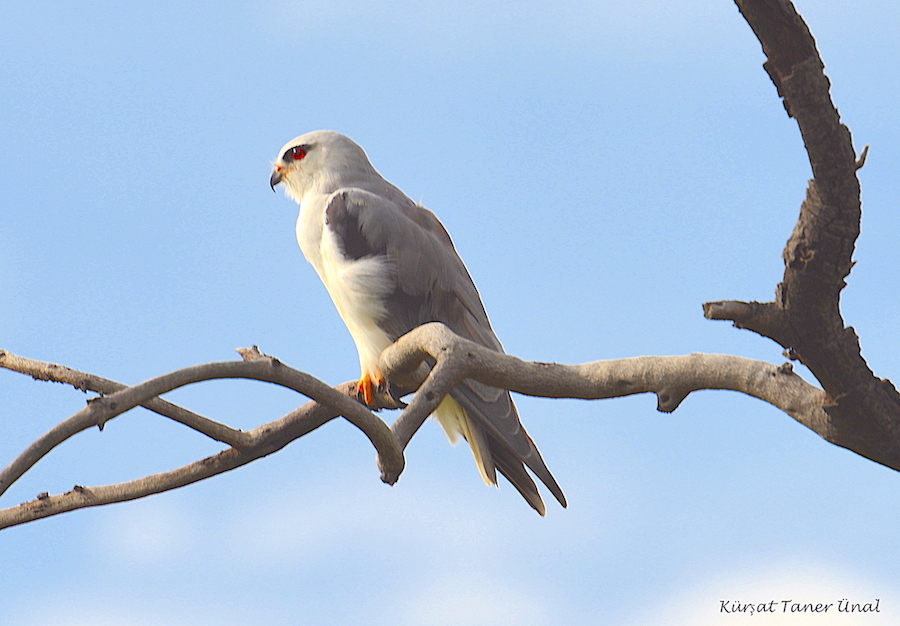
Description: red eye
xmin=290 ymin=146 xmax=306 ymax=160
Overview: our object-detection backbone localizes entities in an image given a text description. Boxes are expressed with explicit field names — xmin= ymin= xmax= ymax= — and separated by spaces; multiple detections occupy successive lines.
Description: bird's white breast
xmin=296 ymin=191 xmax=395 ymax=375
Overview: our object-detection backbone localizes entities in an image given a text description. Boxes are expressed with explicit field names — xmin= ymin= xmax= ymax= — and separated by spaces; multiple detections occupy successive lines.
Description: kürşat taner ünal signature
xmin=720 ymin=599 xmax=880 ymax=615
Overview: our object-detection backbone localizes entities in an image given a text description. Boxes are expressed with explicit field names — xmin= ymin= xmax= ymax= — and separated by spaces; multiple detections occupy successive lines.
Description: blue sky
xmin=2 ymin=1 xmax=899 ymax=624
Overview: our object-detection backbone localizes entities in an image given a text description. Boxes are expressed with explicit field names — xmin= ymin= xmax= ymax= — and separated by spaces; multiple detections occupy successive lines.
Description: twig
xmin=0 ymin=350 xmax=250 ymax=448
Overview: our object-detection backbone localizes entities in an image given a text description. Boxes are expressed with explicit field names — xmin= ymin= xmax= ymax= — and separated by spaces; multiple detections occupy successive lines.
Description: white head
xmin=269 ymin=130 xmax=377 ymax=204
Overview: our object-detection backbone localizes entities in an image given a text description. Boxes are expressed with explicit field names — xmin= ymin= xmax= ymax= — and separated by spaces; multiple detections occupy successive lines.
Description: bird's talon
xmin=357 ymin=376 xmax=377 ymax=406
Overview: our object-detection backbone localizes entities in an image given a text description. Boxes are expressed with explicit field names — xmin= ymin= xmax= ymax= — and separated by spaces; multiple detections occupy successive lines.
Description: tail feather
xmin=434 ymin=396 xmax=497 ymax=486
xmin=433 ymin=390 xmax=566 ymax=514
xmin=492 ymin=447 xmax=547 ymax=515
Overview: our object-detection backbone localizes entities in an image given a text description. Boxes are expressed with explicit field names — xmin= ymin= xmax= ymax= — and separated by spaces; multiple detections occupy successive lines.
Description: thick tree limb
xmin=703 ymin=0 xmax=900 ymax=469
xmin=382 ymin=323 xmax=829 ymax=447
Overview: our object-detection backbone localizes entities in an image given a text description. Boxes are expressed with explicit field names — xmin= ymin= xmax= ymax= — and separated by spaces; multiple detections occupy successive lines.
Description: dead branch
xmin=0 ymin=350 xmax=405 ymax=529
xmin=0 ymin=354 xmax=404 ymax=496
xmin=705 ymin=0 xmax=900 ymax=469
xmin=2 ymin=334 xmax=827 ymax=529
xmin=0 ymin=384 xmax=354 ymax=529
xmin=381 ymin=323 xmax=829 ymax=447
xmin=0 ymin=350 xmax=251 ymax=448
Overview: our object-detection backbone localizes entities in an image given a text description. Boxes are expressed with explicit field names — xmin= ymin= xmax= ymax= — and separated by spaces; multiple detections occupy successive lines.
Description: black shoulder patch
xmin=325 ymin=192 xmax=377 ymax=261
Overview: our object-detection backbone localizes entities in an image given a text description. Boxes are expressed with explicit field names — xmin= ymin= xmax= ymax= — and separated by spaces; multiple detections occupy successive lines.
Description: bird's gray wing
xmin=325 ymin=188 xmax=566 ymax=511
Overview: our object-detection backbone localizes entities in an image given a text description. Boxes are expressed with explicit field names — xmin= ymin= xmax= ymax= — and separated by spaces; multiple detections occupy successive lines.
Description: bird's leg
xmin=356 ymin=367 xmax=408 ymax=409
xmin=357 ymin=370 xmax=385 ymax=406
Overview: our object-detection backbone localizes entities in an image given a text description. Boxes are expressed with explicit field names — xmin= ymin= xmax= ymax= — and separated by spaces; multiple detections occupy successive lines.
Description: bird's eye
xmin=285 ymin=146 xmax=307 ymax=161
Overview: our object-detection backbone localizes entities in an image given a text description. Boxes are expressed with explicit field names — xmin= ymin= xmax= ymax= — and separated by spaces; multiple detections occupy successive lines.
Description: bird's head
xmin=270 ymin=130 xmax=374 ymax=203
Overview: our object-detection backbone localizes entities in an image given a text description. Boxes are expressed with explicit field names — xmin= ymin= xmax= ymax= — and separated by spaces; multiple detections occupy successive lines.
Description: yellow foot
xmin=357 ymin=371 xmax=385 ymax=406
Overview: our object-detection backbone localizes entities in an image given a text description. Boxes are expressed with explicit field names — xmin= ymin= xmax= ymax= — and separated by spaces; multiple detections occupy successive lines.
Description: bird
xmin=269 ymin=130 xmax=566 ymax=514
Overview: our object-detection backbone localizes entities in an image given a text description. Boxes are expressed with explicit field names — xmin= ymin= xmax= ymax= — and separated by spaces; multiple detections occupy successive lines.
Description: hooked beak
xmin=269 ymin=168 xmax=284 ymax=192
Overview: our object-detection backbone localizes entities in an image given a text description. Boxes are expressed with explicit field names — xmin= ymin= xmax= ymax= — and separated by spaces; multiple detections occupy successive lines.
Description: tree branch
xmin=381 ymin=323 xmax=829 ymax=445
xmin=0 ymin=351 xmax=406 ymax=529
xmin=704 ymin=0 xmax=900 ymax=468
xmin=0 ymin=386 xmax=354 ymax=529
xmin=0 ymin=350 xmax=251 ymax=448
xmin=2 ymin=353 xmax=403 ymax=494
xmin=2 ymin=330 xmax=828 ymax=528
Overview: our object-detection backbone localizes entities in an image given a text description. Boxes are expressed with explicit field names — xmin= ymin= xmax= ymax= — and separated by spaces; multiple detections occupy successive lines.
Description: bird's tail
xmin=434 ymin=396 xmax=497 ymax=487
xmin=433 ymin=393 xmax=563 ymax=516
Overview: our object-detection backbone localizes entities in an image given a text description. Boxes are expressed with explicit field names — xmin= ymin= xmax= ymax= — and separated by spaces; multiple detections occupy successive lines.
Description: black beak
xmin=269 ymin=169 xmax=283 ymax=192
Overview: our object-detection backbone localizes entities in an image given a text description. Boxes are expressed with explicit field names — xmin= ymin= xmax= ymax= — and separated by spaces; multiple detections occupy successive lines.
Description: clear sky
xmin=2 ymin=1 xmax=899 ymax=624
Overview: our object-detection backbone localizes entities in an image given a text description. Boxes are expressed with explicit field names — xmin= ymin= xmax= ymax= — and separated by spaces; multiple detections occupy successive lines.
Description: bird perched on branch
xmin=270 ymin=130 xmax=565 ymax=514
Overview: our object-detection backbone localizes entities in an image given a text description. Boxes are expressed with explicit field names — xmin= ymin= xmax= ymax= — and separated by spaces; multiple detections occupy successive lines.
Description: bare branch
xmin=705 ymin=0 xmax=900 ymax=468
xmin=0 ymin=350 xmax=250 ymax=448
xmin=382 ymin=323 xmax=829 ymax=444
xmin=0 ymin=354 xmax=404 ymax=501
xmin=3 ymin=326 xmax=831 ymax=529
xmin=0 ymin=384 xmax=357 ymax=529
